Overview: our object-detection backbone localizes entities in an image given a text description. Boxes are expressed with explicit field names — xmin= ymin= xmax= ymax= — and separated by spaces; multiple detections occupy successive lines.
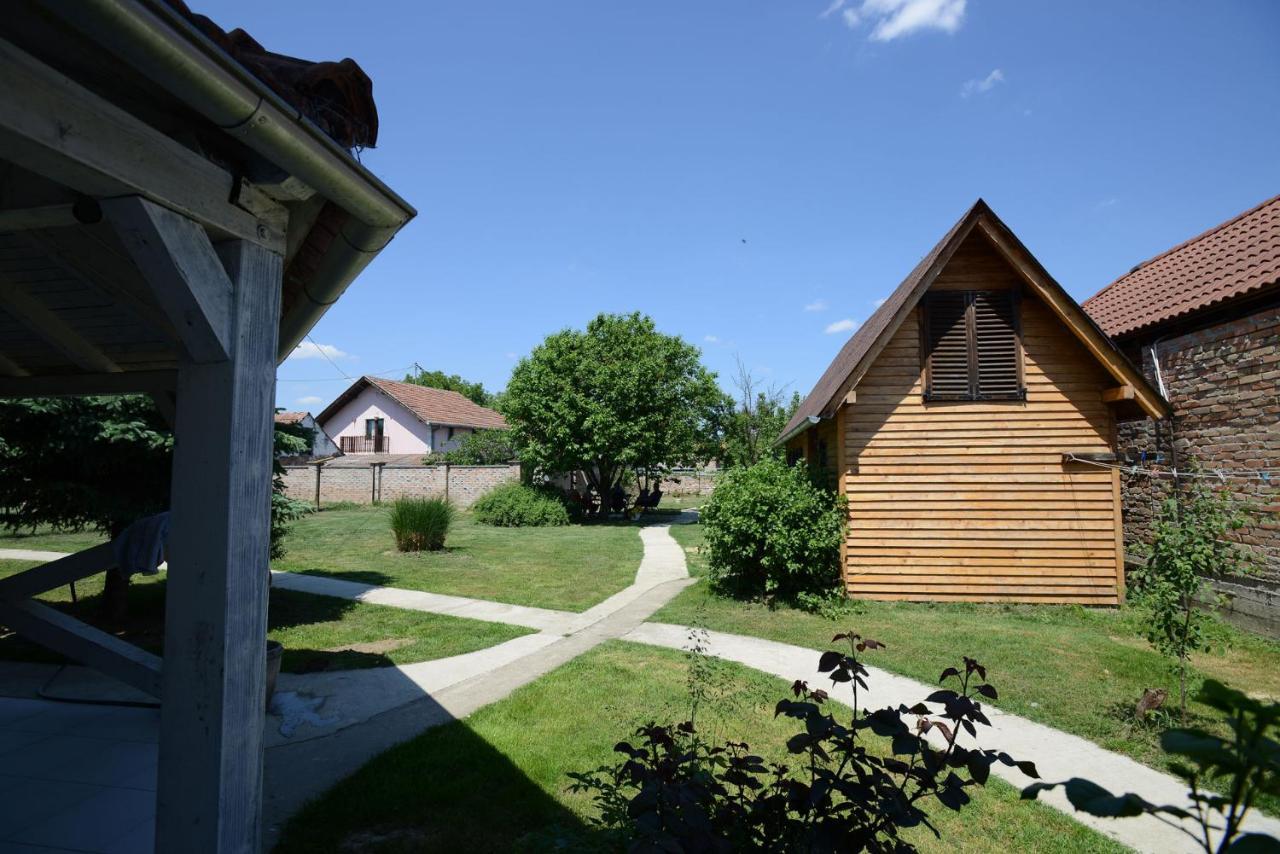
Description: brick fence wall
xmin=1116 ymin=305 xmax=1280 ymax=580
xmin=282 ymin=464 xmax=521 ymax=509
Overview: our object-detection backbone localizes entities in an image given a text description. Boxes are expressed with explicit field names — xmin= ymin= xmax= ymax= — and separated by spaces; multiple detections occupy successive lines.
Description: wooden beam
xmin=1101 ymin=384 xmax=1135 ymax=403
xmin=104 ymin=197 xmax=233 ymax=363
xmin=0 ymin=278 xmax=121 ymax=373
xmin=974 ymin=218 xmax=1169 ymax=419
xmin=844 ymin=389 xmax=857 ymax=405
xmin=157 ymin=239 xmax=282 ymax=853
xmin=0 ymin=599 xmax=162 ymax=697
xmin=0 ymin=543 xmax=116 ymax=601
xmin=0 ymin=204 xmax=78 ymax=231
xmin=0 ymin=37 xmax=283 ymax=252
xmin=0 ymin=369 xmax=175 ymax=398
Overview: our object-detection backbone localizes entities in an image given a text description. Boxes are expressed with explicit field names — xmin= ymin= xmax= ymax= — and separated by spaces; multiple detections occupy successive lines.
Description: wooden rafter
xmin=105 ymin=196 xmax=234 ymax=363
xmin=0 ymin=369 xmax=175 ymax=397
xmin=0 ymin=278 xmax=121 ymax=373
xmin=0 ymin=37 xmax=284 ymax=252
xmin=0 ymin=203 xmax=79 ymax=231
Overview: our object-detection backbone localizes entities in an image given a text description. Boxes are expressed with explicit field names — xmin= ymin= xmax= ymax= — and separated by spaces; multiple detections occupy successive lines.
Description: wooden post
xmin=444 ymin=462 xmax=450 ymax=503
xmin=314 ymin=462 xmax=322 ymax=510
xmin=156 ymin=238 xmax=281 ymax=853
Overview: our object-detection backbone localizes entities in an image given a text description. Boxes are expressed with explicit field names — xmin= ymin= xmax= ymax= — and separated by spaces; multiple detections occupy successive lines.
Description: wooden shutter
xmin=924 ymin=291 xmax=972 ymax=399
xmin=923 ymin=290 xmax=1023 ymax=400
xmin=974 ymin=290 xmax=1022 ymax=399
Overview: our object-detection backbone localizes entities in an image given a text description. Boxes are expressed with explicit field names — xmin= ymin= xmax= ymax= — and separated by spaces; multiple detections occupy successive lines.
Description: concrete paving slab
xmin=623 ymin=621 xmax=1280 ymax=854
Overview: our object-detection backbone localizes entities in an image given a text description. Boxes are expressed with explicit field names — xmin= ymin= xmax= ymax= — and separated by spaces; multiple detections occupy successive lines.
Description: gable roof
xmin=780 ymin=200 xmax=1168 ymax=442
xmin=1083 ymin=194 xmax=1280 ymax=339
xmin=273 ymin=411 xmax=309 ymax=425
xmin=317 ymin=376 xmax=508 ymax=431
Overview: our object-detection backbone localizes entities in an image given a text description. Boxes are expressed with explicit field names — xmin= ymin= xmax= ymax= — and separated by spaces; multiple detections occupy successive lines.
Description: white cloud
xmin=873 ymin=297 xmax=887 ymax=308
xmin=826 ymin=0 xmax=966 ymax=41
xmin=961 ymin=68 xmax=1005 ymax=98
xmin=804 ymin=299 xmax=829 ymax=312
xmin=825 ymin=318 xmax=858 ymax=334
xmin=296 ymin=395 xmax=323 ymax=406
xmin=704 ymin=334 xmax=720 ymax=344
xmin=289 ymin=341 xmax=349 ymax=361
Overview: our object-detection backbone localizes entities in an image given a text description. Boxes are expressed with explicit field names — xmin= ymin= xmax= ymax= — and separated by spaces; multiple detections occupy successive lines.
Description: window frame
xmin=920 ymin=289 xmax=1025 ymax=402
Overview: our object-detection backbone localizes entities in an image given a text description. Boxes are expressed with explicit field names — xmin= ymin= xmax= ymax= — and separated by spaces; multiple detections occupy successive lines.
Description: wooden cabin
xmin=781 ymin=201 xmax=1168 ymax=606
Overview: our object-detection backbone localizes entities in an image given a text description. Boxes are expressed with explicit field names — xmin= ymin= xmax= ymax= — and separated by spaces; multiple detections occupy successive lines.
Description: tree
xmin=1133 ymin=474 xmax=1257 ymax=721
xmin=0 ymin=395 xmax=311 ymax=616
xmin=403 ymin=366 xmax=494 ymax=407
xmin=719 ymin=356 xmax=799 ymax=468
xmin=503 ymin=312 xmax=722 ymax=498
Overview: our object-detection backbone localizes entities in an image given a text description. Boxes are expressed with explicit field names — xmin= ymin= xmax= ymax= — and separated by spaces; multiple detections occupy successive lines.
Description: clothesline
xmin=1065 ymin=456 xmax=1279 ymax=484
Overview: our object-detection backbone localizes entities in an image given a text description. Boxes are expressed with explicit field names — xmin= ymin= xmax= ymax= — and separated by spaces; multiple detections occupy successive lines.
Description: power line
xmin=305 ymin=334 xmax=352 ymax=381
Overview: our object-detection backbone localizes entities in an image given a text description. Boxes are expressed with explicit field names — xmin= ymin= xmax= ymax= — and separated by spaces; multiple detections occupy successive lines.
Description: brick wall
xmin=1116 ymin=305 xmax=1280 ymax=579
xmin=282 ymin=463 xmax=521 ymax=509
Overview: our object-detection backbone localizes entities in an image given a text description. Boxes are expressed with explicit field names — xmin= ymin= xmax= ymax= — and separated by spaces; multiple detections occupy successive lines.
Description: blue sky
xmin=198 ymin=0 xmax=1280 ymax=410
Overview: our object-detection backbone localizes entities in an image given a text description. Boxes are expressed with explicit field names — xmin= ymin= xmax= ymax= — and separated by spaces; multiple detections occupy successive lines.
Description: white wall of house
xmin=319 ymin=386 xmax=434 ymax=455
xmin=299 ymin=413 xmax=340 ymax=458
xmin=431 ymin=425 xmax=474 ymax=453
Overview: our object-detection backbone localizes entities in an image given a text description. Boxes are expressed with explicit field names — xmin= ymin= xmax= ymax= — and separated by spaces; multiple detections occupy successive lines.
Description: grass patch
xmin=0 ymin=526 xmax=107 ymax=553
xmin=0 ymin=559 xmax=530 ymax=674
xmin=656 ymin=493 xmax=706 ymax=510
xmin=274 ymin=642 xmax=1121 ymax=853
xmin=275 ymin=506 xmax=643 ymax=612
xmin=656 ymin=521 xmax=1280 ymax=815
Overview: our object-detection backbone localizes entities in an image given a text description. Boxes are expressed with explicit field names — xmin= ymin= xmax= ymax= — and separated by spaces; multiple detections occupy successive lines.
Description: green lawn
xmin=275 ymin=506 xmax=643 ymax=612
xmin=0 ymin=559 xmax=530 ymax=674
xmin=274 ymin=641 xmax=1121 ymax=854
xmin=656 ymin=493 xmax=708 ymax=510
xmin=0 ymin=525 xmax=107 ymax=553
xmin=657 ymin=521 xmax=1280 ymax=814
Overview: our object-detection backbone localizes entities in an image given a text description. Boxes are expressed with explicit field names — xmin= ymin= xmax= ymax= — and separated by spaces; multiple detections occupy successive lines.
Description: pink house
xmin=316 ymin=376 xmax=507 ymax=455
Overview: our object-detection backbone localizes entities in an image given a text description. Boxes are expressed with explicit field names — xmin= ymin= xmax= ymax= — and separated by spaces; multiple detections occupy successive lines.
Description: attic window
xmin=921 ymin=290 xmax=1024 ymax=401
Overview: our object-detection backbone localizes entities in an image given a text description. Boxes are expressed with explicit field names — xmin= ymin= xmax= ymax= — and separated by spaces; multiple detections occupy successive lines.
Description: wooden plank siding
xmin=839 ymin=234 xmax=1123 ymax=605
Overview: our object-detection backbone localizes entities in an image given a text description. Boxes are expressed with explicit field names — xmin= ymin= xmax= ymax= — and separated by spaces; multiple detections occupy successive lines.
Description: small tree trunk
xmin=103 ymin=566 xmax=130 ymax=625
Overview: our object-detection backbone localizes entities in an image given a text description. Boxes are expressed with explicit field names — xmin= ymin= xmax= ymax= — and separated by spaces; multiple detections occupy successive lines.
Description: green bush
xmin=700 ymin=457 xmax=845 ymax=600
xmin=471 ymin=483 xmax=570 ymax=527
xmin=389 ymin=497 xmax=455 ymax=551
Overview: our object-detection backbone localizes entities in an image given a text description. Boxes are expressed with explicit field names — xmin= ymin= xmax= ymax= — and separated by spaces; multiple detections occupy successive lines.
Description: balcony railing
xmin=340 ymin=435 xmax=391 ymax=454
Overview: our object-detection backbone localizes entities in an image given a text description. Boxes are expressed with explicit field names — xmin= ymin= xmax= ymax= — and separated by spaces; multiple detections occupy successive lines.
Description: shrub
xmin=570 ymin=633 xmax=1038 ymax=852
xmin=437 ymin=429 xmax=516 ymax=466
xmin=1132 ymin=474 xmax=1257 ymax=720
xmin=700 ymin=457 xmax=845 ymax=600
xmin=389 ymin=497 xmax=454 ymax=551
xmin=471 ymin=483 xmax=570 ymax=527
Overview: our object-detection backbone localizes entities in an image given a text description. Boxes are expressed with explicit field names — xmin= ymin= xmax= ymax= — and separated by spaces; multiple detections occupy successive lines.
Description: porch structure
xmin=0 ymin=1 xmax=414 ymax=851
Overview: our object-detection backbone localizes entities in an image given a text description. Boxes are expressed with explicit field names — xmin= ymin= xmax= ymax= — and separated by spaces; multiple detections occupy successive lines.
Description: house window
xmin=447 ymin=427 xmax=455 ymax=441
xmin=922 ymin=290 xmax=1023 ymax=401
xmin=365 ymin=417 xmax=384 ymax=438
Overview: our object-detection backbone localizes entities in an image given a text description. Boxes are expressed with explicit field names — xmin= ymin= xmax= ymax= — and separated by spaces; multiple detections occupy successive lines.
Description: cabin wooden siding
xmin=794 ymin=233 xmax=1125 ymax=605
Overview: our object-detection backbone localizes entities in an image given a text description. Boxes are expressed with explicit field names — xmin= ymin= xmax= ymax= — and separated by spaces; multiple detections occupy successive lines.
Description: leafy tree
xmin=502 ymin=312 xmax=722 ymax=498
xmin=0 ymin=396 xmax=311 ymax=616
xmin=1133 ymin=475 xmax=1257 ymax=721
xmin=435 ymin=429 xmax=515 ymax=465
xmin=403 ymin=367 xmax=494 ymax=407
xmin=719 ymin=357 xmax=799 ymax=468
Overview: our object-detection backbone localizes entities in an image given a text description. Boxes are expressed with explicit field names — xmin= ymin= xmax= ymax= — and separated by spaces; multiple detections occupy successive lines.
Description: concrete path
xmin=0 ymin=548 xmax=75 ymax=563
xmin=623 ymin=622 xmax=1280 ymax=854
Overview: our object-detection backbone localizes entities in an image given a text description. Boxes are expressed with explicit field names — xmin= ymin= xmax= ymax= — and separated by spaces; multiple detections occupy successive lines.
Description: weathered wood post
xmin=314 ymin=461 xmax=323 ymax=509
xmin=156 ymin=236 xmax=281 ymax=853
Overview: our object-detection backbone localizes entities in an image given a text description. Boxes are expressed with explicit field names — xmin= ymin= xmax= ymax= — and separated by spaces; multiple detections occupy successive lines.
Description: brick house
xmin=1083 ymin=194 xmax=1280 ymax=631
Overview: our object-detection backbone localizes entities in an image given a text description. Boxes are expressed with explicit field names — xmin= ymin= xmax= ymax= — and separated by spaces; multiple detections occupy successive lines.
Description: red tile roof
xmin=1084 ymin=194 xmax=1280 ymax=339
xmin=317 ymin=377 xmax=508 ymax=431
xmin=273 ymin=411 xmax=308 ymax=425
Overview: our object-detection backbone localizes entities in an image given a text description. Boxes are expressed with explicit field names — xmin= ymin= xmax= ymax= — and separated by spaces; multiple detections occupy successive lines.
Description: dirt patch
xmin=322 ymin=638 xmax=415 ymax=655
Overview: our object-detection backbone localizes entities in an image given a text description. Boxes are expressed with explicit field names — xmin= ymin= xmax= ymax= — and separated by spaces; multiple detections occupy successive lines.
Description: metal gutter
xmin=775 ymin=415 xmax=821 ymax=447
xmin=44 ymin=0 xmax=417 ymax=359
